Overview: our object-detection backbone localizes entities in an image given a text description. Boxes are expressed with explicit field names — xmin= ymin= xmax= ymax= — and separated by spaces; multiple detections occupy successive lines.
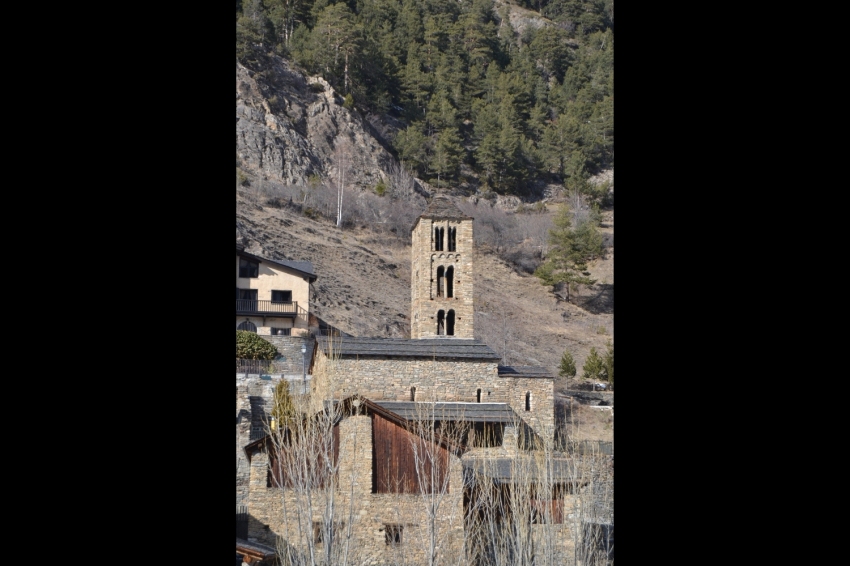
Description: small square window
xmin=314 ymin=522 xmax=343 ymax=544
xmin=271 ymin=290 xmax=292 ymax=303
xmin=271 ymin=327 xmax=291 ymax=336
xmin=239 ymin=258 xmax=259 ymax=278
xmin=385 ymin=525 xmax=403 ymax=546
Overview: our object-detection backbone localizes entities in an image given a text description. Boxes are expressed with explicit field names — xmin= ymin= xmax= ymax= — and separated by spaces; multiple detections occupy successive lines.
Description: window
xmin=531 ymin=487 xmax=565 ymax=524
xmin=411 ymin=387 xmax=416 ymax=401
xmin=476 ymin=388 xmax=481 ymax=403
xmin=271 ymin=327 xmax=291 ymax=336
xmin=237 ymin=320 xmax=257 ymax=333
xmin=434 ymin=227 xmax=444 ymax=251
xmin=436 ymin=266 xmax=444 ymax=297
xmin=239 ymin=258 xmax=259 ymax=278
xmin=385 ymin=525 xmax=403 ymax=546
xmin=236 ymin=289 xmax=258 ymax=312
xmin=313 ymin=522 xmax=344 ymax=544
xmin=436 ymin=310 xmax=445 ymax=335
xmin=448 ymin=227 xmax=456 ymax=251
xmin=446 ymin=310 xmax=455 ymax=336
xmin=525 ymin=391 xmax=531 ymax=411
xmin=271 ymin=290 xmax=292 ymax=303
xmin=446 ymin=266 xmax=454 ymax=298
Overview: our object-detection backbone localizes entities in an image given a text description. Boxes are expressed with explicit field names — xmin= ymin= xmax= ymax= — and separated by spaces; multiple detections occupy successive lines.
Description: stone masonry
xmin=311 ymin=355 xmax=554 ymax=442
xmin=411 ymin=200 xmax=474 ymax=339
xmin=237 ymin=335 xmax=315 ymax=506
xmin=246 ymin=415 xmax=466 ymax=565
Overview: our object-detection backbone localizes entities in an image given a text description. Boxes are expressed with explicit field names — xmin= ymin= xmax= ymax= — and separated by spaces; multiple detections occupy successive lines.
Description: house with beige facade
xmin=236 ymin=244 xmax=316 ymax=336
xmin=236 ymin=198 xmax=611 ymax=566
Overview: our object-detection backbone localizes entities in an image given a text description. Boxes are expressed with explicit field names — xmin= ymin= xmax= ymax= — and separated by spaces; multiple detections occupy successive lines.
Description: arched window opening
xmin=525 ymin=392 xmax=531 ymax=411
xmin=436 ymin=266 xmax=445 ymax=297
xmin=446 ymin=310 xmax=455 ymax=336
xmin=436 ymin=310 xmax=445 ymax=335
xmin=435 ymin=227 xmax=444 ymax=251
xmin=237 ymin=320 xmax=257 ymax=333
xmin=477 ymin=388 xmax=482 ymax=403
xmin=448 ymin=227 xmax=456 ymax=251
xmin=411 ymin=387 xmax=416 ymax=401
xmin=446 ymin=266 xmax=454 ymax=298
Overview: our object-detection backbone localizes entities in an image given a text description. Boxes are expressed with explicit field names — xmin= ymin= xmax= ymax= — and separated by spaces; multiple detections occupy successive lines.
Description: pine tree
xmin=559 ymin=350 xmax=577 ymax=378
xmin=310 ymin=3 xmax=362 ymax=93
xmin=431 ymin=127 xmax=463 ymax=187
xmin=534 ymin=202 xmax=603 ymax=301
xmin=582 ymin=347 xmax=604 ymax=381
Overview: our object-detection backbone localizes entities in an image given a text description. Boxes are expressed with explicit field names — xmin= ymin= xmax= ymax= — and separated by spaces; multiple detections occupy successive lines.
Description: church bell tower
xmin=410 ymin=197 xmax=474 ymax=339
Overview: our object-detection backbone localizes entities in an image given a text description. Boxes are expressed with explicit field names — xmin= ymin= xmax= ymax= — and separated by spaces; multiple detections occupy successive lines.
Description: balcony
xmin=235 ymin=300 xmax=299 ymax=317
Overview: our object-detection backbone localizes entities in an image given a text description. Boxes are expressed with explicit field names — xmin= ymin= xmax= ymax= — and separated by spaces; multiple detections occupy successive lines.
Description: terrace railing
xmin=235 ymin=300 xmax=298 ymax=316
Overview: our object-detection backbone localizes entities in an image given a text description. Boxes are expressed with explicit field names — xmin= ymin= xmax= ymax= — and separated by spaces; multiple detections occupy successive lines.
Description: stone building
xmin=236 ymin=198 xmax=589 ymax=566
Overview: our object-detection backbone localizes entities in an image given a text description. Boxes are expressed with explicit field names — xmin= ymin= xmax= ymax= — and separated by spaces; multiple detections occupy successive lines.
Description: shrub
xmin=270 ymin=379 xmax=295 ymax=426
xmin=236 ymin=330 xmax=278 ymax=360
xmin=374 ymin=179 xmax=387 ymax=196
xmin=343 ymin=93 xmax=354 ymax=109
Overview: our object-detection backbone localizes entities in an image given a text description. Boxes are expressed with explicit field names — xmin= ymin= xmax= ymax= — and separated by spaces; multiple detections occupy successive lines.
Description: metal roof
xmin=316 ymin=337 xmax=501 ymax=360
xmin=497 ymin=366 xmax=557 ymax=379
xmin=373 ymin=401 xmax=518 ymax=423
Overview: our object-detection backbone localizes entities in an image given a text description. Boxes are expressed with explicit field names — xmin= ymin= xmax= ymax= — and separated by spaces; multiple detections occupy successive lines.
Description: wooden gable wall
xmin=372 ymin=412 xmax=449 ymax=494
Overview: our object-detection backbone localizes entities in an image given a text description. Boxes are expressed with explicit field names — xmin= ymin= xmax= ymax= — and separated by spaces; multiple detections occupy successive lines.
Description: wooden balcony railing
xmin=235 ymin=300 xmax=298 ymax=316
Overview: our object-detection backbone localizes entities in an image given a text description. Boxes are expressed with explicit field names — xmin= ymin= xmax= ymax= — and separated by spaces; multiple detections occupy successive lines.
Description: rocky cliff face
xmin=236 ymin=57 xmax=396 ymax=191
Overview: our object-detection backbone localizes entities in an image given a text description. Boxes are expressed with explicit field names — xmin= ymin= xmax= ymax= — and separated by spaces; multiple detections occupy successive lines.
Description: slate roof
xmin=237 ymin=246 xmax=317 ymax=281
xmin=464 ymin=456 xmax=576 ymax=482
xmin=420 ymin=196 xmax=472 ymax=220
xmin=411 ymin=196 xmax=472 ymax=232
xmin=316 ymin=337 xmax=501 ymax=360
xmin=497 ymin=366 xmax=556 ymax=379
xmin=374 ymin=401 xmax=518 ymax=423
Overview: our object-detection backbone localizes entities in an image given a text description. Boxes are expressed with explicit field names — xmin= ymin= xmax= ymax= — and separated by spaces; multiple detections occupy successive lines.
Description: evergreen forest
xmin=237 ymin=0 xmax=613 ymax=198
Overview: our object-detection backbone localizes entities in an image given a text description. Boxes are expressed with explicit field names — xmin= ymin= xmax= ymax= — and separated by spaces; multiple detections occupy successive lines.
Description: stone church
xmin=236 ymin=197 xmax=588 ymax=566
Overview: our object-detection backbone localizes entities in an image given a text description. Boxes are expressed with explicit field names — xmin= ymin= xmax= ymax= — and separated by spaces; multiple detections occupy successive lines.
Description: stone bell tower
xmin=410 ymin=197 xmax=474 ymax=339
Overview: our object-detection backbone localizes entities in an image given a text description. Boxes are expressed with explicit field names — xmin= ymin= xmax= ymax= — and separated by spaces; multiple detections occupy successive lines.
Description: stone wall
xmin=500 ymin=376 xmax=555 ymax=442
xmin=237 ymin=373 xmax=280 ymax=506
xmin=311 ymin=353 xmax=553 ymax=442
xmin=246 ymin=414 xmax=466 ymax=565
xmin=411 ymin=217 xmax=475 ymax=339
xmin=236 ymin=365 xmax=314 ymax=506
xmin=257 ymin=335 xmax=315 ymax=375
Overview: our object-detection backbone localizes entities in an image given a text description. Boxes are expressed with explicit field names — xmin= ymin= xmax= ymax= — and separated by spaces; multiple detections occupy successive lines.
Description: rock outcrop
xmin=236 ymin=57 xmax=396 ymax=191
